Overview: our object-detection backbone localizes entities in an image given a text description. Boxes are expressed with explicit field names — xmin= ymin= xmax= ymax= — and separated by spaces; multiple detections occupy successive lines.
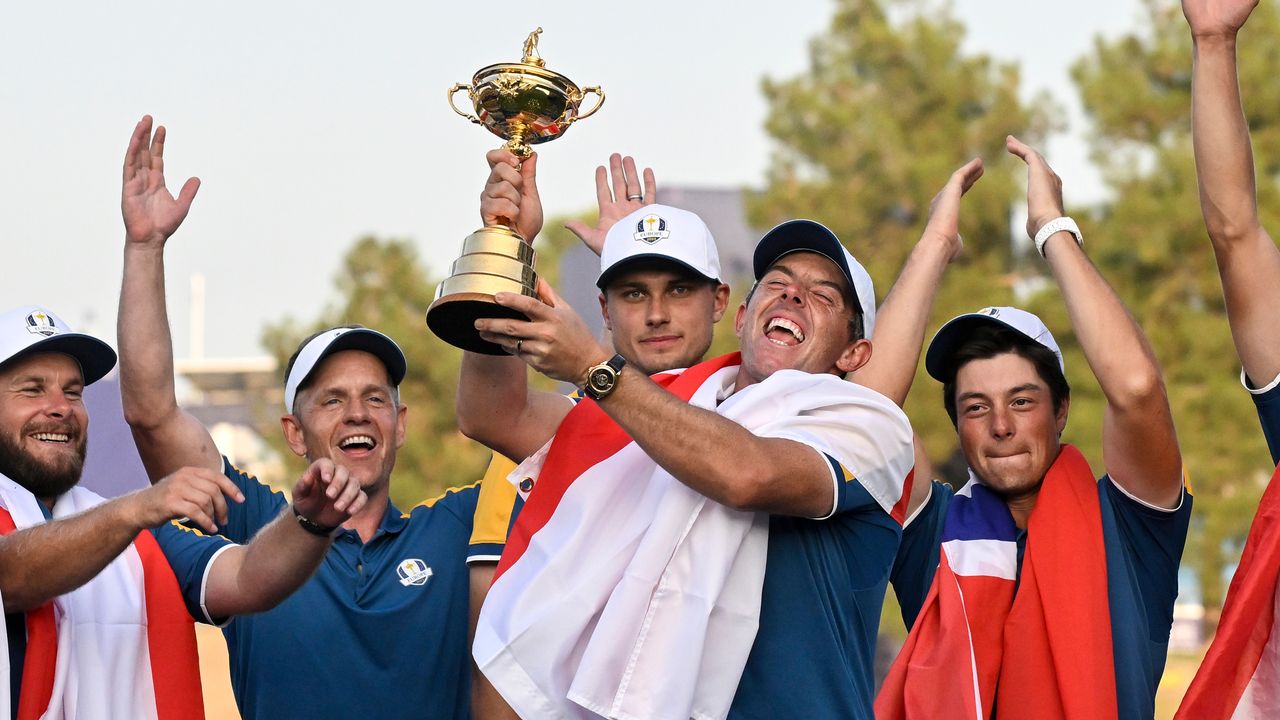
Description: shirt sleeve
xmin=150 ymin=521 xmax=237 ymax=626
xmin=468 ymin=454 xmax=521 ymax=563
xmin=217 ymin=456 xmax=289 ymax=544
xmin=890 ymin=480 xmax=952 ymax=630
xmin=1243 ymin=369 xmax=1280 ymax=466
xmin=751 ymin=379 xmax=915 ymax=522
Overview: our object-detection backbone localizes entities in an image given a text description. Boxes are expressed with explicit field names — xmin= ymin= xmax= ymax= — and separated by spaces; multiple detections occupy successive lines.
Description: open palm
xmin=121 ymin=116 xmax=200 ymax=246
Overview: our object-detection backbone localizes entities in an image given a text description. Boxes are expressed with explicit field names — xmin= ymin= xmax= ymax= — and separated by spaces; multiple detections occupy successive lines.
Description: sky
xmin=0 ymin=0 xmax=1153 ymax=359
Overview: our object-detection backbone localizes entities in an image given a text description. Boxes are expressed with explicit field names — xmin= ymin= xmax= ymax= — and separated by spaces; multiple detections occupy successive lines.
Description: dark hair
xmin=940 ymin=324 xmax=1070 ymax=426
xmin=742 ymin=279 xmax=865 ymax=342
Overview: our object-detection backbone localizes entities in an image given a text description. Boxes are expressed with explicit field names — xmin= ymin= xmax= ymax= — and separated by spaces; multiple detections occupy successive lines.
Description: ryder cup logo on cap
xmin=924 ymin=305 xmax=1064 ymax=381
xmin=633 ymin=214 xmax=671 ymax=244
xmin=25 ymin=311 xmax=58 ymax=337
xmin=0 ymin=305 xmax=117 ymax=386
xmin=597 ymin=204 xmax=722 ymax=290
xmin=283 ymin=326 xmax=408 ymax=412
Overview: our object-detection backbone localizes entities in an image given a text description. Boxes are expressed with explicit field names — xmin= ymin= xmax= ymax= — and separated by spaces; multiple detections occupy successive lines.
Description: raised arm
xmin=1183 ymin=0 xmax=1280 ymax=385
xmin=201 ymin=458 xmax=365 ymax=617
xmin=0 ymin=466 xmax=245 ymax=612
xmin=564 ymin=153 xmax=657 ymax=255
xmin=117 ymin=116 xmax=220 ymax=478
xmin=853 ymin=158 xmax=983 ymax=405
xmin=456 ymin=149 xmax=576 ymax=462
xmin=1008 ymin=136 xmax=1183 ymax=508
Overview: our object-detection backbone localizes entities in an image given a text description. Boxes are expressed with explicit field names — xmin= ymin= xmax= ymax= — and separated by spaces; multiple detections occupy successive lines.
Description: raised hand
xmin=481 ymin=149 xmax=543 ymax=241
xmin=121 ymin=115 xmax=201 ymax=247
xmin=1183 ymin=0 xmax=1258 ymax=39
xmin=1006 ymin=136 xmax=1066 ymax=240
xmin=291 ymin=458 xmax=367 ymax=530
xmin=474 ymin=278 xmax=610 ymax=386
xmin=921 ymin=157 xmax=984 ymax=262
xmin=565 ymin=153 xmax=657 ymax=256
xmin=132 ymin=466 xmax=245 ymax=534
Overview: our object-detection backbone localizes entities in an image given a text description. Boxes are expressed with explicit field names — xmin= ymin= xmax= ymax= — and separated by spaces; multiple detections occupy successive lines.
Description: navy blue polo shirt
xmin=893 ymin=474 xmax=1191 ymax=720
xmin=203 ymin=458 xmax=497 ymax=720
xmin=728 ymin=458 xmax=905 ymax=720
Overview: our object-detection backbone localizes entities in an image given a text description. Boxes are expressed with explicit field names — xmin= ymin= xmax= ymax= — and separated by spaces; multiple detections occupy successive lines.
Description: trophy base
xmin=427 ymin=293 xmax=530 ymax=356
xmin=428 ymin=226 xmax=539 ymax=354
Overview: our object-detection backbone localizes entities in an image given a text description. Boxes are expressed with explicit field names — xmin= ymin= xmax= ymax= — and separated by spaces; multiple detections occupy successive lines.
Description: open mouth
xmin=765 ymin=317 xmax=805 ymax=346
xmin=339 ymin=435 xmax=377 ymax=456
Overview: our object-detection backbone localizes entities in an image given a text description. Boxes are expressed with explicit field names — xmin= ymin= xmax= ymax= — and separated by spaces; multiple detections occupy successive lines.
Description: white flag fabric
xmin=476 ymin=357 xmax=912 ymax=720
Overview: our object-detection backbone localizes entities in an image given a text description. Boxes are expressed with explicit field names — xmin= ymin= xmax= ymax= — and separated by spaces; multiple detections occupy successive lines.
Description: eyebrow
xmin=957 ymin=383 xmax=1044 ymax=403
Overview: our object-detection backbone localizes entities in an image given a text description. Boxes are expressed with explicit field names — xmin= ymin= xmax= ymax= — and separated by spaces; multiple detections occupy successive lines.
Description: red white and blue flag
xmin=877 ymin=445 xmax=1117 ymax=720
xmin=1176 ymin=463 xmax=1280 ymax=719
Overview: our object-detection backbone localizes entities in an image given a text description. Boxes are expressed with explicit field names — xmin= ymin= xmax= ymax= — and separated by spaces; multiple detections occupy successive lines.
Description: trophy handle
xmin=447 ymin=83 xmax=482 ymax=125
xmin=567 ymin=86 xmax=605 ymax=125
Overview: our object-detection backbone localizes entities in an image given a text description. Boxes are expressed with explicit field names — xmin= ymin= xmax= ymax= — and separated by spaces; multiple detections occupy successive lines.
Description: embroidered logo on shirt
xmin=396 ymin=558 xmax=433 ymax=587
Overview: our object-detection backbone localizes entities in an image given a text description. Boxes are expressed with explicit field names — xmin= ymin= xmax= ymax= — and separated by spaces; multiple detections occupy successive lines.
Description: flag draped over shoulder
xmin=476 ymin=352 xmax=911 ymax=720
xmin=1176 ymin=463 xmax=1280 ymax=719
xmin=0 ymin=474 xmax=204 ymax=720
xmin=877 ymin=445 xmax=1117 ymax=720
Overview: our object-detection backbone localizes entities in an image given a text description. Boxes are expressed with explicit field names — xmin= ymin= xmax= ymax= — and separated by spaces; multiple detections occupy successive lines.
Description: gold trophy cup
xmin=427 ymin=28 xmax=605 ymax=354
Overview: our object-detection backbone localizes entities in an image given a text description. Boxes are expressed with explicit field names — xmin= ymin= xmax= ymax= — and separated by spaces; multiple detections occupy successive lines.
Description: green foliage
xmin=260 ymin=236 xmax=492 ymax=508
xmin=750 ymin=0 xmax=1050 ymax=478
xmin=1070 ymin=0 xmax=1280 ymax=617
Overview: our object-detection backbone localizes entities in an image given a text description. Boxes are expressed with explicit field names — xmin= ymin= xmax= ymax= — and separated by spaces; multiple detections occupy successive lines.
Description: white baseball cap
xmin=752 ymin=219 xmax=877 ymax=338
xmin=283 ymin=326 xmax=407 ymax=412
xmin=0 ymin=306 xmax=116 ymax=385
xmin=924 ymin=306 xmax=1063 ymax=381
xmin=597 ymin=204 xmax=722 ymax=290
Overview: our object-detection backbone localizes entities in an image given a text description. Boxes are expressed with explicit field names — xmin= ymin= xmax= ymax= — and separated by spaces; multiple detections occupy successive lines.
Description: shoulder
xmin=403 ymin=481 xmax=483 ymax=524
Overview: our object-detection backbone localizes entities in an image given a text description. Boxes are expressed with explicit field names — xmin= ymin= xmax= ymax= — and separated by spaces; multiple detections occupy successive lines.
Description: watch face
xmin=590 ymin=367 xmax=614 ymax=391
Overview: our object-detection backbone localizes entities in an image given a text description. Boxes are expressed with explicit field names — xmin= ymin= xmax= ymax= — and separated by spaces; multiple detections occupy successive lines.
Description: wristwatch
xmin=1033 ymin=216 xmax=1083 ymax=258
xmin=584 ymin=354 xmax=627 ymax=401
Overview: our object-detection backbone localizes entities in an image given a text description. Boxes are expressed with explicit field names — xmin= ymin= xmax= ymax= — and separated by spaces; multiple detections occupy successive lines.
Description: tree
xmin=749 ymin=0 xmax=1051 ymax=487
xmin=1070 ymin=0 xmax=1280 ymax=626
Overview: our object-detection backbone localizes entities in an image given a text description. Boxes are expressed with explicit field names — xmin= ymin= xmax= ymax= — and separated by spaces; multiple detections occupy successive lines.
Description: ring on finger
xmin=516 ymin=339 xmax=523 ymax=354
xmin=626 ymin=193 xmax=643 ymax=201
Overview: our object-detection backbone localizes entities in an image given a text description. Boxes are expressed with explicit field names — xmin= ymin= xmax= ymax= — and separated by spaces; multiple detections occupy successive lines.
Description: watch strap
xmin=1034 ymin=216 xmax=1083 ymax=258
xmin=293 ymin=504 xmax=340 ymax=537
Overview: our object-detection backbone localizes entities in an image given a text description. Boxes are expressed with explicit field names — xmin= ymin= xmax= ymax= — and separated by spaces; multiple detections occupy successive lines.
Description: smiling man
xmin=464 ymin=215 xmax=914 ymax=719
xmin=0 ymin=305 xmax=365 ymax=719
xmin=873 ymin=138 xmax=1190 ymax=720
xmin=115 ymin=116 xmax=509 ymax=719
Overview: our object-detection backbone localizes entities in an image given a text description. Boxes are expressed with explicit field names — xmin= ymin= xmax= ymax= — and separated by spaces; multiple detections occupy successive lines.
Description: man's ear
xmin=711 ymin=283 xmax=731 ymax=322
xmin=733 ymin=302 xmax=748 ymax=338
xmin=395 ymin=402 xmax=408 ymax=449
xmin=598 ymin=292 xmax=613 ymax=332
xmin=280 ymin=414 xmax=308 ymax=457
xmin=835 ymin=338 xmax=873 ymax=375
xmin=1055 ymin=394 xmax=1070 ymax=435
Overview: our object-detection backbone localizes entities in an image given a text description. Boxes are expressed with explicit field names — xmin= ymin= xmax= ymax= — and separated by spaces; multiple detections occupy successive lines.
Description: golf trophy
xmin=427 ymin=28 xmax=605 ymax=354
